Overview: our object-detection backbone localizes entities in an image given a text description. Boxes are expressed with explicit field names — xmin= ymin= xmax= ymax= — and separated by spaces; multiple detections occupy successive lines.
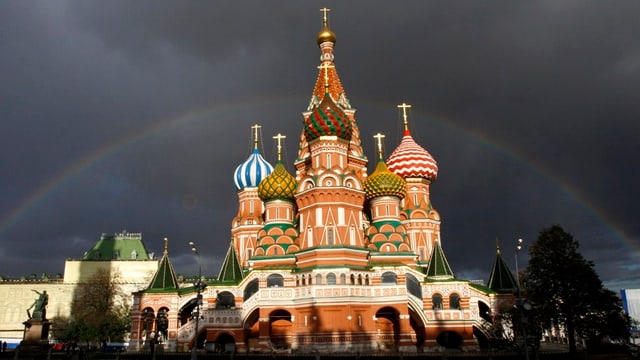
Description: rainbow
xmin=0 ymin=98 xmax=636 ymax=262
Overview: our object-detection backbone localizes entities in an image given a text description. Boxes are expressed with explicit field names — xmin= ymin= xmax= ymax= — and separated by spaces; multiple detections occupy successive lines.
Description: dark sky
xmin=1 ymin=1 xmax=638 ymax=291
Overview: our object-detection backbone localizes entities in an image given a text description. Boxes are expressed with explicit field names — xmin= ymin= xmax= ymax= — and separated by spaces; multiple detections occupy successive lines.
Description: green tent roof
xmin=426 ymin=240 xmax=454 ymax=280
xmin=487 ymin=246 xmax=518 ymax=294
xmin=146 ymin=238 xmax=180 ymax=292
xmin=218 ymin=243 xmax=244 ymax=284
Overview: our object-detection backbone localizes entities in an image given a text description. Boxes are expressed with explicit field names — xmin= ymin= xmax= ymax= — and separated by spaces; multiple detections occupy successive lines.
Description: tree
xmin=68 ymin=268 xmax=131 ymax=346
xmin=525 ymin=225 xmax=629 ymax=354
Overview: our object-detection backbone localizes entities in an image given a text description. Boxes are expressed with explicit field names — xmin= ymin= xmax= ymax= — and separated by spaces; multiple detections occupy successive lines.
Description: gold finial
xmin=317 ymin=8 xmax=336 ymax=45
xmin=496 ymin=238 xmax=500 ymax=254
xmin=397 ymin=103 xmax=412 ymax=131
xmin=318 ymin=62 xmax=334 ymax=91
xmin=251 ymin=124 xmax=261 ymax=149
xmin=373 ymin=133 xmax=385 ymax=159
xmin=273 ymin=133 xmax=286 ymax=161
xmin=163 ymin=237 xmax=168 ymax=256
xmin=320 ymin=7 xmax=330 ymax=26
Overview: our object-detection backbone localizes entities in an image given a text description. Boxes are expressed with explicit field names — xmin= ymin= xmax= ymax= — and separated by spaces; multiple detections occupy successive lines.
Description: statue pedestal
xmin=18 ymin=319 xmax=51 ymax=358
xmin=23 ymin=319 xmax=50 ymax=343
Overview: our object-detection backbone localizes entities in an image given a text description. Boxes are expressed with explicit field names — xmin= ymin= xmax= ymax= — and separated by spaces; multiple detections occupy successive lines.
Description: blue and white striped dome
xmin=233 ymin=148 xmax=274 ymax=190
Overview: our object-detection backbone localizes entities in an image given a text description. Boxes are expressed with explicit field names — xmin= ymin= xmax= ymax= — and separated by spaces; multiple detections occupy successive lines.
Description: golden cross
xmin=251 ymin=124 xmax=261 ymax=149
xmin=397 ymin=103 xmax=412 ymax=130
xmin=320 ymin=7 xmax=331 ymax=26
xmin=318 ymin=62 xmax=335 ymax=90
xmin=273 ymin=133 xmax=286 ymax=161
xmin=163 ymin=237 xmax=168 ymax=255
xmin=373 ymin=133 xmax=385 ymax=159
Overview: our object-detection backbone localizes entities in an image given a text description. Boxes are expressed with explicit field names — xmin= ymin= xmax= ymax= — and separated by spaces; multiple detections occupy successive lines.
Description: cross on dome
xmin=373 ymin=133 xmax=385 ymax=159
xmin=251 ymin=124 xmax=262 ymax=149
xmin=397 ymin=103 xmax=412 ymax=131
xmin=273 ymin=133 xmax=286 ymax=161
xmin=320 ymin=7 xmax=330 ymax=24
xmin=318 ymin=62 xmax=335 ymax=90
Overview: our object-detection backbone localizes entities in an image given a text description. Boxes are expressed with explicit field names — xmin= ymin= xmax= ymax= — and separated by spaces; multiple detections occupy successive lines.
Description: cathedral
xmin=128 ymin=10 xmax=517 ymax=353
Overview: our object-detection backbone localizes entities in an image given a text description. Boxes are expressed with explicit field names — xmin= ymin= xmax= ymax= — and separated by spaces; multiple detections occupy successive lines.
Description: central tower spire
xmin=293 ymin=9 xmax=369 ymax=253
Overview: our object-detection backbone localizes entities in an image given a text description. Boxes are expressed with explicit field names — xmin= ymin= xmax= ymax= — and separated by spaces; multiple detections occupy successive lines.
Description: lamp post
xmin=515 ymin=238 xmax=530 ymax=360
xmin=189 ymin=242 xmax=206 ymax=360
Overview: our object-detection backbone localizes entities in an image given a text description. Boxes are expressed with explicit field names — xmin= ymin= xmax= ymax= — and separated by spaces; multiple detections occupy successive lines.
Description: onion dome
xmin=317 ymin=22 xmax=336 ymax=45
xmin=364 ymin=133 xmax=407 ymax=200
xmin=364 ymin=158 xmax=407 ymax=200
xmin=304 ymin=92 xmax=352 ymax=142
xmin=317 ymin=8 xmax=336 ymax=45
xmin=258 ymin=160 xmax=297 ymax=201
xmin=386 ymin=104 xmax=438 ymax=180
xmin=233 ymin=124 xmax=273 ymax=190
xmin=233 ymin=148 xmax=273 ymax=190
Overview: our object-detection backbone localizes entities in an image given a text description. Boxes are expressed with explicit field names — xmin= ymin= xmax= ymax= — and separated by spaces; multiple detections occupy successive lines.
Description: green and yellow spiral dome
xmin=258 ymin=161 xmax=298 ymax=201
xmin=364 ymin=159 xmax=407 ymax=200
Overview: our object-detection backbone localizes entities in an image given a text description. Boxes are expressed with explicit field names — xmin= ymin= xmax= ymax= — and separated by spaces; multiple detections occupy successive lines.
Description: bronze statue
xmin=26 ymin=290 xmax=48 ymax=321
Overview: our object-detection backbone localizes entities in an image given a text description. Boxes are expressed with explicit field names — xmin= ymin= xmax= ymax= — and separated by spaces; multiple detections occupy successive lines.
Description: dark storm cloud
xmin=0 ymin=1 xmax=638 ymax=291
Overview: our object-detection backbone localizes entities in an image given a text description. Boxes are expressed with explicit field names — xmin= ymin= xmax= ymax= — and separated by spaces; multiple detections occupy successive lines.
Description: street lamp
xmin=515 ymin=238 xmax=530 ymax=360
xmin=515 ymin=238 xmax=523 ymax=289
xmin=189 ymin=242 xmax=206 ymax=360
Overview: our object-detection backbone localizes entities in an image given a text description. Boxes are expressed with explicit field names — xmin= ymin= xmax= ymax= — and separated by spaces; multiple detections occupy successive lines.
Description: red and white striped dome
xmin=387 ymin=130 xmax=438 ymax=180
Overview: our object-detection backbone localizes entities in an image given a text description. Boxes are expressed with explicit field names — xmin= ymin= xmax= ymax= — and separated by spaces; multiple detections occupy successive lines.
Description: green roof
xmin=146 ymin=239 xmax=180 ymax=292
xmin=425 ymin=240 xmax=454 ymax=280
xmin=217 ymin=243 xmax=244 ymax=284
xmin=487 ymin=246 xmax=518 ymax=294
xmin=83 ymin=232 xmax=152 ymax=261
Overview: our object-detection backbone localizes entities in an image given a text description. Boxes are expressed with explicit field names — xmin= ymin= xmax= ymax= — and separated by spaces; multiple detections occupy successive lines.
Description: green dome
xmin=258 ymin=161 xmax=298 ymax=201
xmin=364 ymin=159 xmax=406 ymax=200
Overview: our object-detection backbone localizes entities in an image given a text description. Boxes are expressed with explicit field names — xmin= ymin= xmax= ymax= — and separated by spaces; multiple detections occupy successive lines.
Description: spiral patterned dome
xmin=304 ymin=93 xmax=352 ymax=142
xmin=233 ymin=148 xmax=274 ymax=190
xmin=258 ymin=161 xmax=298 ymax=201
xmin=364 ymin=159 xmax=407 ymax=200
xmin=387 ymin=130 xmax=438 ymax=180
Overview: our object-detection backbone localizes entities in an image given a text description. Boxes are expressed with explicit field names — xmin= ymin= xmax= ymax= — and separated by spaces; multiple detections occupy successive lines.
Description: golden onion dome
xmin=364 ymin=159 xmax=407 ymax=200
xmin=258 ymin=161 xmax=297 ymax=201
xmin=317 ymin=26 xmax=336 ymax=45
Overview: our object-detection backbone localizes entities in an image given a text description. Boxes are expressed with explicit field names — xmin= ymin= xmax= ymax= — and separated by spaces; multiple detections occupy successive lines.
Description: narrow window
xmin=327 ymin=273 xmax=337 ymax=285
xmin=432 ymin=294 xmax=443 ymax=310
xmin=450 ymin=293 xmax=461 ymax=310
xmin=327 ymin=228 xmax=334 ymax=245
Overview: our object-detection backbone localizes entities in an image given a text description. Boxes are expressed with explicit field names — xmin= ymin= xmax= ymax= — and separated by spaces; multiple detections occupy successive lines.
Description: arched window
xmin=326 ymin=273 xmax=337 ymax=285
xmin=156 ymin=308 xmax=169 ymax=341
xmin=406 ymin=273 xmax=422 ymax=298
xmin=244 ymin=279 xmax=259 ymax=301
xmin=267 ymin=274 xmax=284 ymax=288
xmin=350 ymin=274 xmax=355 ymax=285
xmin=340 ymin=273 xmax=346 ymax=285
xmin=450 ymin=293 xmax=461 ymax=310
xmin=432 ymin=294 xmax=443 ymax=310
xmin=217 ymin=291 xmax=236 ymax=309
xmin=381 ymin=271 xmax=397 ymax=285
xmin=316 ymin=274 xmax=323 ymax=285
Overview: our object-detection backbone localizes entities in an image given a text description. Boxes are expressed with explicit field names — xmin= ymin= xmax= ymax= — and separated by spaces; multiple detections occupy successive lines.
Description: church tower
xmin=231 ymin=124 xmax=273 ymax=269
xmin=294 ymin=9 xmax=369 ymax=254
xmin=387 ymin=104 xmax=440 ymax=266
